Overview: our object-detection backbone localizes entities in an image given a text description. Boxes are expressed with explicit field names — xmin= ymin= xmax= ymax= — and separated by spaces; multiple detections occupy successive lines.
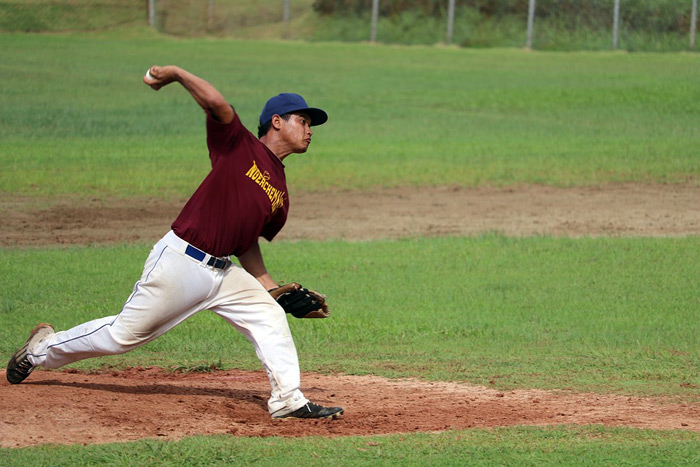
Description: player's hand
xmin=269 ymin=283 xmax=330 ymax=319
xmin=143 ymin=65 xmax=177 ymax=91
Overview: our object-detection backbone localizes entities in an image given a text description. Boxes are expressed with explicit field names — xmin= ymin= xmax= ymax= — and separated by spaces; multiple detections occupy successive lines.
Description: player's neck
xmin=260 ymin=135 xmax=292 ymax=161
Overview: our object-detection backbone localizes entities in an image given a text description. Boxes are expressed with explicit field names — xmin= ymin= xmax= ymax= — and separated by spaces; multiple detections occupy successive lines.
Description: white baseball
xmin=145 ymin=69 xmax=154 ymax=80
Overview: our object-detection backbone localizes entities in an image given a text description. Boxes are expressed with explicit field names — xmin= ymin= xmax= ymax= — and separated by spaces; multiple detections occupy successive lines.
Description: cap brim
xmin=298 ymin=107 xmax=328 ymax=126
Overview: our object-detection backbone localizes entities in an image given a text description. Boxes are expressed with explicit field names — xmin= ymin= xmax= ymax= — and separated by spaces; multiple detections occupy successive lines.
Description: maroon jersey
xmin=172 ymin=111 xmax=289 ymax=258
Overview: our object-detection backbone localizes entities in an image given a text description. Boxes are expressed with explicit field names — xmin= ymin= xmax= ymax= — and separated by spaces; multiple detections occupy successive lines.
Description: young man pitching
xmin=6 ymin=65 xmax=343 ymax=420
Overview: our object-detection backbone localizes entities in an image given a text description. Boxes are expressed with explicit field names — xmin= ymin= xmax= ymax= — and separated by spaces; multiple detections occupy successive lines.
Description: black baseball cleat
xmin=273 ymin=402 xmax=344 ymax=420
xmin=6 ymin=323 xmax=55 ymax=384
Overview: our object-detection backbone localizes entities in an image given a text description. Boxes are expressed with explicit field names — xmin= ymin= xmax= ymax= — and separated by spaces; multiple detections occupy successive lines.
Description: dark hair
xmin=257 ymin=112 xmax=291 ymax=138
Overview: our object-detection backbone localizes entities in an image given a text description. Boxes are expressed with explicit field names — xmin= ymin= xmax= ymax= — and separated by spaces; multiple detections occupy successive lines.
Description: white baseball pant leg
xmin=27 ymin=231 xmax=308 ymax=416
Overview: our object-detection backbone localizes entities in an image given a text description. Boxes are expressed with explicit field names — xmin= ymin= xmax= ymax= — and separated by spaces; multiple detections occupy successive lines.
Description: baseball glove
xmin=268 ymin=283 xmax=330 ymax=319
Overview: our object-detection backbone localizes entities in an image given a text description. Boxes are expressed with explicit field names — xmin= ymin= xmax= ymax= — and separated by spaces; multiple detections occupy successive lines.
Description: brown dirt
xmin=2 ymin=184 xmax=699 ymax=248
xmin=2 ymin=368 xmax=700 ymax=448
xmin=1 ymin=184 xmax=699 ymax=447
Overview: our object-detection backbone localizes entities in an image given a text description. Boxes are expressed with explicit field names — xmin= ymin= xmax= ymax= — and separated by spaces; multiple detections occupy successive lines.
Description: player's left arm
xmin=237 ymin=240 xmax=278 ymax=291
xmin=238 ymin=241 xmax=330 ymax=318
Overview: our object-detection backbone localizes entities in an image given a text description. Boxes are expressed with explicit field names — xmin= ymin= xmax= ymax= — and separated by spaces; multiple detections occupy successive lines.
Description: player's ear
xmin=270 ymin=114 xmax=282 ymax=131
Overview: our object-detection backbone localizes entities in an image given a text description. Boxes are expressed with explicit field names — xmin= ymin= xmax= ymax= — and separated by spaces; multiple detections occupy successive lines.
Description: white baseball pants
xmin=28 ymin=231 xmax=308 ymax=417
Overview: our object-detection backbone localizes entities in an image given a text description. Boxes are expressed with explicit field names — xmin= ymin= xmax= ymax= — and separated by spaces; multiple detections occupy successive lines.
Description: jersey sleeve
xmin=259 ymin=207 xmax=288 ymax=242
xmin=206 ymin=109 xmax=252 ymax=164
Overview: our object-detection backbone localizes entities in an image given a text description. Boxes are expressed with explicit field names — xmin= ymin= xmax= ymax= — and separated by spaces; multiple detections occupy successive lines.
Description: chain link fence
xmin=145 ymin=0 xmax=310 ymax=38
xmin=520 ymin=0 xmax=699 ymax=51
xmin=1 ymin=0 xmax=698 ymax=51
xmin=0 ymin=0 xmax=145 ymax=32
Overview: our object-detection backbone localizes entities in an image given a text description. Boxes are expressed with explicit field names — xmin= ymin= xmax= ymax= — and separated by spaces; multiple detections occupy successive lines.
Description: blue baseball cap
xmin=259 ymin=93 xmax=328 ymax=127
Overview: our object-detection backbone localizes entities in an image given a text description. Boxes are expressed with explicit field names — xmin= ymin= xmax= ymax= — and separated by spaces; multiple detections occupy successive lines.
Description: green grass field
xmin=2 ymin=236 xmax=699 ymax=396
xmin=1 ymin=31 xmax=699 ymax=197
xmin=1 ymin=31 xmax=700 ymax=463
xmin=3 ymin=428 xmax=700 ymax=466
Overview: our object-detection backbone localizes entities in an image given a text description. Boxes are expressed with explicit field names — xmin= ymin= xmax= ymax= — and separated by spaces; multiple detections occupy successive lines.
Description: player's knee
xmin=110 ymin=317 xmax=156 ymax=346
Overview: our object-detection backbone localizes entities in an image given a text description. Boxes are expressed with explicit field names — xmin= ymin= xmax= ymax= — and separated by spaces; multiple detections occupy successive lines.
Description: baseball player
xmin=6 ymin=65 xmax=343 ymax=420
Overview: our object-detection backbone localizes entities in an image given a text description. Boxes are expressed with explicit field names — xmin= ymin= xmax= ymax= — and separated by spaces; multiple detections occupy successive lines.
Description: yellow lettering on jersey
xmin=245 ymin=161 xmax=286 ymax=213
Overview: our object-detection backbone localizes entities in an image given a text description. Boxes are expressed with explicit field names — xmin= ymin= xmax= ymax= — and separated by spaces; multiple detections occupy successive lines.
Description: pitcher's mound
xmin=2 ymin=367 xmax=699 ymax=447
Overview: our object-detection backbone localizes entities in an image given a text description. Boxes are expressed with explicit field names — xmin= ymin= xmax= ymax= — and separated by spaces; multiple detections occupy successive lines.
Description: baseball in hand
xmin=145 ymin=69 xmax=154 ymax=80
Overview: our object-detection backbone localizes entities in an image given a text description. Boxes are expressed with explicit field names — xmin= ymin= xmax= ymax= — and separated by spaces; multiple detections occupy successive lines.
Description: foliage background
xmin=0 ymin=0 xmax=698 ymax=51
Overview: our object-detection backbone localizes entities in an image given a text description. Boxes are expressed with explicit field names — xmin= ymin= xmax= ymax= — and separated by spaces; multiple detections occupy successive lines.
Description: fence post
xmin=446 ymin=0 xmax=456 ymax=44
xmin=691 ymin=0 xmax=698 ymax=50
xmin=148 ymin=0 xmax=156 ymax=28
xmin=208 ymin=0 xmax=215 ymax=32
xmin=283 ymin=0 xmax=291 ymax=38
xmin=612 ymin=0 xmax=620 ymax=49
xmin=370 ymin=0 xmax=380 ymax=42
xmin=525 ymin=0 xmax=536 ymax=49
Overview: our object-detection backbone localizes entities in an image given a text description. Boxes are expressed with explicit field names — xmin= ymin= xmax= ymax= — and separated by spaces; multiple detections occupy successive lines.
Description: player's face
xmin=279 ymin=113 xmax=313 ymax=153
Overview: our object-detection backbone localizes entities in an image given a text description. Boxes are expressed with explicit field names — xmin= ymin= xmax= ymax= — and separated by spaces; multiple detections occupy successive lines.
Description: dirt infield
xmin=1 ymin=184 xmax=699 ymax=447
xmin=2 ymin=368 xmax=700 ymax=448
xmin=2 ymin=184 xmax=699 ymax=248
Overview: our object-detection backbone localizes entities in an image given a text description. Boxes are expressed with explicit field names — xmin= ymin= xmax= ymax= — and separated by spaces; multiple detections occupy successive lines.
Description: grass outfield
xmin=2 ymin=238 xmax=700 ymax=463
xmin=3 ymin=428 xmax=700 ymax=465
xmin=2 ymin=237 xmax=699 ymax=398
xmin=1 ymin=31 xmax=699 ymax=197
xmin=1 ymin=32 xmax=699 ymax=463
